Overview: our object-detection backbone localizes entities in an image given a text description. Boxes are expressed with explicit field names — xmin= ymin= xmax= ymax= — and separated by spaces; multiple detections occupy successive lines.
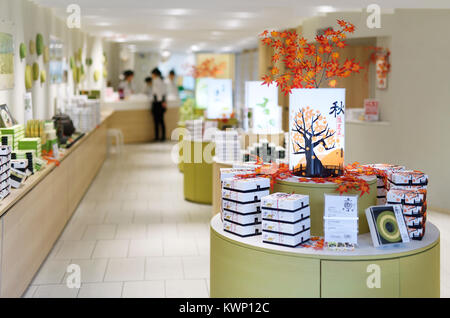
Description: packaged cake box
xmin=261 ymin=193 xmax=309 ymax=211
xmin=222 ymin=199 xmax=261 ymax=214
xmin=262 ymin=229 xmax=310 ymax=248
xmin=404 ymin=215 xmax=426 ymax=228
xmin=220 ymin=168 xmax=255 ymax=181
xmin=262 ymin=217 xmax=310 ymax=235
xmin=222 ymin=188 xmax=270 ymax=204
xmin=262 ymin=206 xmax=310 ymax=223
xmin=223 ymin=219 xmax=261 ymax=237
xmin=222 ymin=177 xmax=270 ymax=192
xmin=223 ymin=210 xmax=261 ymax=225
xmin=387 ymin=170 xmax=428 ymax=190
xmin=408 ymin=226 xmax=425 ymax=240
xmin=386 ymin=188 xmax=426 ymax=206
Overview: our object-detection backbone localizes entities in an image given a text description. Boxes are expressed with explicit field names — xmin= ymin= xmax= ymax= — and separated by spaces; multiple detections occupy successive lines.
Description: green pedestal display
xmin=273 ymin=177 xmax=377 ymax=236
xmin=177 ymin=123 xmax=185 ymax=173
xmin=210 ymin=215 xmax=440 ymax=298
xmin=183 ymin=139 xmax=214 ymax=204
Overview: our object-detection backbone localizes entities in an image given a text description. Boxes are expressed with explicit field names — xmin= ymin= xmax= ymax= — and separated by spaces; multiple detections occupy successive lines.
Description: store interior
xmin=0 ymin=0 xmax=449 ymax=298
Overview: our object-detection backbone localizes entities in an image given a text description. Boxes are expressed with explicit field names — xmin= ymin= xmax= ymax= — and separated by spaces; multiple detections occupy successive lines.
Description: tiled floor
xmin=24 ymin=142 xmax=210 ymax=298
xmin=23 ymin=142 xmax=449 ymax=298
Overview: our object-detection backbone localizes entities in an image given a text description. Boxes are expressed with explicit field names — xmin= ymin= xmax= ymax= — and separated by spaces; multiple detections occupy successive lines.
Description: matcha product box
xmin=222 ymin=210 xmax=261 ymax=226
xmin=223 ymin=219 xmax=261 ymax=237
xmin=262 ymin=217 xmax=310 ymax=235
xmin=10 ymin=168 xmax=27 ymax=189
xmin=18 ymin=137 xmax=42 ymax=158
xmin=261 ymin=193 xmax=309 ymax=211
xmin=262 ymin=229 xmax=310 ymax=248
xmin=261 ymin=206 xmax=310 ymax=223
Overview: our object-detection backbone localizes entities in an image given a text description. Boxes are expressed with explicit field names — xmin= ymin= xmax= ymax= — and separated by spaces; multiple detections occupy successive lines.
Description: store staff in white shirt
xmin=144 ymin=77 xmax=153 ymax=99
xmin=151 ymin=68 xmax=167 ymax=141
xmin=166 ymin=69 xmax=180 ymax=102
xmin=117 ymin=70 xmax=135 ymax=99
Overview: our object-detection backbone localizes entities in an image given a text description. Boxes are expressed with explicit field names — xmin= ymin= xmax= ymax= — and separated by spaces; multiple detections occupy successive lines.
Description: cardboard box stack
xmin=386 ymin=170 xmax=428 ymax=240
xmin=221 ymin=177 xmax=270 ymax=237
xmin=363 ymin=164 xmax=405 ymax=205
xmin=261 ymin=193 xmax=310 ymax=247
xmin=0 ymin=124 xmax=25 ymax=150
xmin=214 ymin=130 xmax=241 ymax=162
xmin=0 ymin=145 xmax=11 ymax=200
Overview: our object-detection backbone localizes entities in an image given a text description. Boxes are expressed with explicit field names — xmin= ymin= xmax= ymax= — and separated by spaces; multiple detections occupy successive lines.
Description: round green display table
xmin=210 ymin=214 xmax=440 ymax=298
xmin=177 ymin=122 xmax=185 ymax=173
xmin=273 ymin=176 xmax=377 ymax=236
xmin=183 ymin=139 xmax=214 ymax=204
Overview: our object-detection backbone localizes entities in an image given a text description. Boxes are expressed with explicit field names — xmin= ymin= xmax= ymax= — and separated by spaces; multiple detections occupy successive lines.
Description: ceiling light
xmin=166 ymin=8 xmax=191 ymax=16
xmin=224 ymin=19 xmax=242 ymax=29
xmin=190 ymin=45 xmax=200 ymax=52
xmin=95 ymin=22 xmax=112 ymax=27
xmin=161 ymin=50 xmax=171 ymax=58
xmin=316 ymin=6 xmax=336 ymax=13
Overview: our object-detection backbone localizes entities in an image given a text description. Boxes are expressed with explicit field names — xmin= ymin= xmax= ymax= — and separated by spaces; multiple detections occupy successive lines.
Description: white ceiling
xmin=32 ymin=0 xmax=450 ymax=53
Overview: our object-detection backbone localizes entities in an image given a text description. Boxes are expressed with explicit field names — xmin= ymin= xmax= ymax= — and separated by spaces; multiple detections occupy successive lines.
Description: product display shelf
xmin=273 ymin=176 xmax=377 ymax=236
xmin=183 ymin=138 xmax=215 ymax=204
xmin=210 ymin=214 xmax=440 ymax=298
xmin=211 ymin=157 xmax=233 ymax=216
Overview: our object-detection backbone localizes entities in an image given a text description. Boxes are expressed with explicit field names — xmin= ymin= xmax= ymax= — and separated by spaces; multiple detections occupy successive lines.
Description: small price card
xmin=324 ymin=194 xmax=359 ymax=249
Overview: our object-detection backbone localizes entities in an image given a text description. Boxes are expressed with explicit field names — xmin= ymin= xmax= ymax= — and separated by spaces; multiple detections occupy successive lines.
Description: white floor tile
xmin=104 ymin=210 xmax=134 ymax=224
xmin=33 ymin=284 xmax=79 ymax=298
xmin=104 ymin=258 xmax=145 ymax=282
xmin=145 ymin=257 xmax=183 ymax=280
xmin=92 ymin=240 xmax=129 ymax=259
xmin=165 ymin=279 xmax=209 ymax=298
xmin=116 ymin=224 xmax=147 ymax=239
xmin=129 ymin=239 xmax=163 ymax=257
xmin=54 ymin=241 xmax=96 ymax=260
xmin=78 ymin=282 xmax=123 ymax=298
xmin=63 ymin=259 xmax=108 ymax=283
xmin=122 ymin=281 xmax=165 ymax=298
xmin=32 ymin=259 xmax=70 ymax=285
xmin=82 ymin=224 xmax=116 ymax=240
xmin=163 ymin=238 xmax=198 ymax=256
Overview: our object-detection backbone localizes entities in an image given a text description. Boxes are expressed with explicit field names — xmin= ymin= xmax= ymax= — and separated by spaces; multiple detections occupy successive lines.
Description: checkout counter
xmin=101 ymin=94 xmax=180 ymax=143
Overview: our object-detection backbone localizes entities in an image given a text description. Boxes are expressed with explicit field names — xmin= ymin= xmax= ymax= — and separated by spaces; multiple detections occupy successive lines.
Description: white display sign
xmin=289 ymin=88 xmax=345 ymax=178
xmin=324 ymin=194 xmax=358 ymax=246
xmin=206 ymin=79 xmax=233 ymax=119
xmin=245 ymin=81 xmax=278 ymax=109
xmin=195 ymin=77 xmax=210 ymax=110
xmin=246 ymin=81 xmax=281 ymax=134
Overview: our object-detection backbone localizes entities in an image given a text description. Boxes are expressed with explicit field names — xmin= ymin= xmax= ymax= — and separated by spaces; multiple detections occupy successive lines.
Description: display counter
xmin=101 ymin=97 xmax=180 ymax=143
xmin=0 ymin=110 xmax=112 ymax=297
xmin=183 ymin=139 xmax=214 ymax=204
xmin=210 ymin=214 xmax=440 ymax=298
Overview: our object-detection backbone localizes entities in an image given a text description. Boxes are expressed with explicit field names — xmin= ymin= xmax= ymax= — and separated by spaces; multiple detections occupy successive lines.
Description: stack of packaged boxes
xmin=0 ymin=145 xmax=11 ymax=200
xmin=221 ymin=177 xmax=270 ymax=237
xmin=18 ymin=137 xmax=42 ymax=158
xmin=243 ymin=139 xmax=286 ymax=163
xmin=363 ymin=164 xmax=405 ymax=205
xmin=43 ymin=122 xmax=58 ymax=152
xmin=0 ymin=124 xmax=25 ymax=150
xmin=386 ymin=170 xmax=428 ymax=240
xmin=185 ymin=119 xmax=203 ymax=141
xmin=12 ymin=150 xmax=35 ymax=174
xmin=214 ymin=130 xmax=241 ymax=162
xmin=9 ymin=159 xmax=29 ymax=188
xmin=261 ymin=193 xmax=311 ymax=247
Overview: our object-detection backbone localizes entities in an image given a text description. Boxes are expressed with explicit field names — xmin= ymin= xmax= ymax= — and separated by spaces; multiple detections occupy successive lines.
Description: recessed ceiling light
xmin=161 ymin=50 xmax=171 ymax=58
xmin=190 ymin=45 xmax=200 ymax=52
xmin=166 ymin=8 xmax=192 ymax=16
xmin=95 ymin=22 xmax=112 ymax=27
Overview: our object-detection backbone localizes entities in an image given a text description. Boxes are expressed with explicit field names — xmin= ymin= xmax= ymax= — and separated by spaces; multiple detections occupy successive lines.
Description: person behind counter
xmin=118 ymin=70 xmax=135 ymax=99
xmin=166 ymin=69 xmax=180 ymax=102
xmin=151 ymin=68 xmax=167 ymax=142
xmin=144 ymin=76 xmax=153 ymax=98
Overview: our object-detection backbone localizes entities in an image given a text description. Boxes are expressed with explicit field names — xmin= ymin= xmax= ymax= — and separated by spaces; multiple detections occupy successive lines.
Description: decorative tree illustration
xmin=292 ymin=106 xmax=338 ymax=177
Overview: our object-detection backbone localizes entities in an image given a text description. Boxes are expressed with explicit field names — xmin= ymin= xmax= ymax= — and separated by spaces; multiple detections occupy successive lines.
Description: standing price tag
xmin=324 ymin=194 xmax=359 ymax=249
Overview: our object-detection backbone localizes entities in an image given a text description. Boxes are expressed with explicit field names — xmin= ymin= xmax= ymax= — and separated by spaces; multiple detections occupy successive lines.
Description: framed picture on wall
xmin=0 ymin=104 xmax=15 ymax=128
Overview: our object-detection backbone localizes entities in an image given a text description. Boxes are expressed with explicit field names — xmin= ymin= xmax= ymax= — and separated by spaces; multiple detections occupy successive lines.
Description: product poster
xmin=245 ymin=81 xmax=280 ymax=133
xmin=195 ymin=77 xmax=210 ymax=109
xmin=289 ymin=88 xmax=345 ymax=178
xmin=364 ymin=99 xmax=379 ymax=121
xmin=206 ymin=78 xmax=233 ymax=119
